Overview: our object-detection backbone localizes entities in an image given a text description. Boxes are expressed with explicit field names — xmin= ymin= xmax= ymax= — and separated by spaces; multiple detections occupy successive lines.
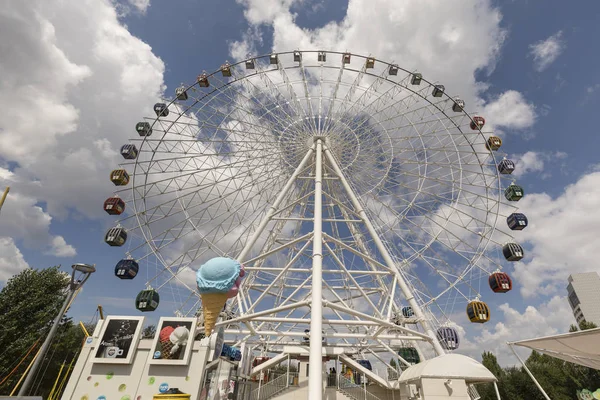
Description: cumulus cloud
xmin=127 ymin=0 xmax=150 ymax=14
xmin=482 ymin=90 xmax=536 ymax=132
xmin=0 ymin=0 xmax=165 ymax=270
xmin=513 ymin=171 xmax=600 ymax=298
xmin=0 ymin=237 xmax=30 ymax=282
xmin=512 ymin=150 xmax=567 ymax=178
xmin=529 ymin=31 xmax=565 ymax=72
xmin=467 ymin=296 xmax=575 ymax=365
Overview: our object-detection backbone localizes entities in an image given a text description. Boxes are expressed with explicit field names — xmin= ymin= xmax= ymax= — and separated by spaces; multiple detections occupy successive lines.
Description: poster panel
xmin=92 ymin=316 xmax=144 ymax=364
xmin=148 ymin=317 xmax=197 ymax=365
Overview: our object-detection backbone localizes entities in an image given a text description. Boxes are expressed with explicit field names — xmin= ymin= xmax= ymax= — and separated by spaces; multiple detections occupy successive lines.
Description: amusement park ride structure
xmin=99 ymin=50 xmax=529 ymax=399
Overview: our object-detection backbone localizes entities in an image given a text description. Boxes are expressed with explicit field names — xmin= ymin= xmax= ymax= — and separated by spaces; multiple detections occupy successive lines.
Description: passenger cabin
xmin=498 ymin=159 xmax=515 ymax=174
xmin=103 ymin=196 xmax=125 ymax=215
xmin=432 ymin=85 xmax=445 ymax=97
xmin=342 ymin=53 xmax=351 ymax=64
xmin=366 ymin=57 xmax=375 ymax=69
xmin=503 ymin=242 xmax=524 ymax=261
xmin=197 ymin=73 xmax=209 ymax=87
xmin=489 ymin=271 xmax=512 ymax=293
xmin=507 ymin=213 xmax=528 ymax=230
xmin=318 ymin=51 xmax=326 ymax=62
xmin=398 ymin=347 xmax=420 ymax=365
xmin=505 ymin=184 xmax=524 ymax=201
xmin=105 ymin=227 xmax=127 ymax=247
xmin=356 ymin=360 xmax=372 ymax=371
xmin=470 ymin=116 xmax=485 ymax=130
xmin=466 ymin=301 xmax=490 ymax=323
xmin=115 ymin=259 xmax=139 ymax=279
xmin=120 ymin=144 xmax=138 ymax=160
xmin=153 ymin=103 xmax=168 ymax=117
xmin=294 ymin=51 xmax=301 ymax=62
xmin=402 ymin=306 xmax=414 ymax=318
xmin=245 ymin=58 xmax=255 ymax=69
xmin=175 ymin=86 xmax=188 ymax=101
xmin=269 ymin=54 xmax=278 ymax=64
xmin=389 ymin=64 xmax=399 ymax=76
xmin=110 ymin=169 xmax=129 ymax=186
xmin=221 ymin=62 xmax=232 ymax=77
xmin=437 ymin=327 xmax=460 ymax=350
xmin=136 ymin=289 xmax=159 ymax=312
xmin=411 ymin=73 xmax=422 ymax=85
xmin=486 ymin=136 xmax=502 ymax=151
xmin=136 ymin=122 xmax=152 ymax=137
xmin=452 ymin=98 xmax=465 ymax=112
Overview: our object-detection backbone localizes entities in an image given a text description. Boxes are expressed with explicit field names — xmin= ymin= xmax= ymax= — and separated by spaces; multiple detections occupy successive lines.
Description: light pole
xmin=18 ymin=263 xmax=96 ymax=396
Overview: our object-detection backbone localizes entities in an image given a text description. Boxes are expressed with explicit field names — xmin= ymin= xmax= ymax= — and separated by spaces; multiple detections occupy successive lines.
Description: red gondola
xmin=489 ymin=271 xmax=512 ymax=293
xmin=104 ymin=196 xmax=125 ymax=215
xmin=470 ymin=116 xmax=485 ymax=130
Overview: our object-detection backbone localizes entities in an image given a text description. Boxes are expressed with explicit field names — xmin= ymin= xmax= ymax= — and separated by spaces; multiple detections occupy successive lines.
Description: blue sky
xmin=1 ymin=0 xmax=599 ymax=366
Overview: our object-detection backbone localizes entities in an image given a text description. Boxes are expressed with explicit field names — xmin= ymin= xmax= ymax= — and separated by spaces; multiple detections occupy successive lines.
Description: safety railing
xmin=337 ymin=374 xmax=383 ymax=400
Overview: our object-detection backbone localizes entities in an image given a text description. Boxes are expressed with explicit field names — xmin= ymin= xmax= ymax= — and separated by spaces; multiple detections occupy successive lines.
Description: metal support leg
xmin=309 ymin=138 xmax=324 ymax=400
xmin=324 ymin=146 xmax=445 ymax=356
xmin=508 ymin=344 xmax=550 ymax=400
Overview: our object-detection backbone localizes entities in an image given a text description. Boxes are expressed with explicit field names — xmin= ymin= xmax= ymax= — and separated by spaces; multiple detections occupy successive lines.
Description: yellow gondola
xmin=466 ymin=300 xmax=490 ymax=323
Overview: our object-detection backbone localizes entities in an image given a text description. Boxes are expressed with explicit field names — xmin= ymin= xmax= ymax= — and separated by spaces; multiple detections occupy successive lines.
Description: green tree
xmin=0 ymin=266 xmax=84 ymax=396
xmin=142 ymin=324 xmax=157 ymax=339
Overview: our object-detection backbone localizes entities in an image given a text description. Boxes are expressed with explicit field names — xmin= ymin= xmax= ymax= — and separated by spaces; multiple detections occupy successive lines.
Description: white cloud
xmin=0 ymin=0 xmax=165 ymax=275
xmin=482 ymin=90 xmax=536 ymax=132
xmin=466 ymin=296 xmax=575 ymax=365
xmin=0 ymin=237 xmax=30 ymax=282
xmin=511 ymin=150 xmax=566 ymax=178
xmin=46 ymin=236 xmax=77 ymax=257
xmin=127 ymin=0 xmax=150 ymax=14
xmin=529 ymin=31 xmax=565 ymax=72
xmin=513 ymin=171 xmax=600 ymax=298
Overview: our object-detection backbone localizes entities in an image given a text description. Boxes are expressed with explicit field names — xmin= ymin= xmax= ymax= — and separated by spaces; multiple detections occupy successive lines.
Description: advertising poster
xmin=93 ymin=316 xmax=144 ymax=364
xmin=148 ymin=317 xmax=197 ymax=365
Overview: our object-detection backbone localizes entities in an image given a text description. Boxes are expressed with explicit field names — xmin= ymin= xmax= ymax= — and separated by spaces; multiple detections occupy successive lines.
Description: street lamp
xmin=18 ymin=263 xmax=96 ymax=396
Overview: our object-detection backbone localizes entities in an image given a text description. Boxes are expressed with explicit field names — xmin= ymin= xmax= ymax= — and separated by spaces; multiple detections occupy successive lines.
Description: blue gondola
xmin=356 ymin=360 xmax=372 ymax=370
xmin=115 ymin=259 xmax=139 ymax=279
xmin=437 ymin=327 xmax=460 ymax=350
xmin=507 ymin=213 xmax=528 ymax=230
xmin=401 ymin=306 xmax=414 ymax=318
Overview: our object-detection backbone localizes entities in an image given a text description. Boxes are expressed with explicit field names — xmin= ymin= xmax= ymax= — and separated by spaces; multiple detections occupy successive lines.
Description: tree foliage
xmin=477 ymin=321 xmax=600 ymax=399
xmin=0 ymin=266 xmax=86 ymax=397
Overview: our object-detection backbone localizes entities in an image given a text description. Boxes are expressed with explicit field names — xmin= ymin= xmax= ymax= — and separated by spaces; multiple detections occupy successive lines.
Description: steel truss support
xmin=227 ymin=137 xmax=448 ymax=399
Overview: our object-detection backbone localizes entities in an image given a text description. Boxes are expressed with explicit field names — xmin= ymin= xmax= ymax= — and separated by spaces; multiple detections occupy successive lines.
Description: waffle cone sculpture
xmin=201 ymin=292 xmax=229 ymax=336
xmin=160 ymin=339 xmax=176 ymax=359
xmin=196 ymin=257 xmax=246 ymax=337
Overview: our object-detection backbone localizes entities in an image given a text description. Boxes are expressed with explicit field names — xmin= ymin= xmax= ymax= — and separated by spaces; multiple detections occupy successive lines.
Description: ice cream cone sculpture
xmin=196 ymin=257 xmax=246 ymax=336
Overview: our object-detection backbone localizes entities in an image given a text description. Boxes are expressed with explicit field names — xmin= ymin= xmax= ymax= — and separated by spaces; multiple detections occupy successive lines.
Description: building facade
xmin=567 ymin=272 xmax=600 ymax=326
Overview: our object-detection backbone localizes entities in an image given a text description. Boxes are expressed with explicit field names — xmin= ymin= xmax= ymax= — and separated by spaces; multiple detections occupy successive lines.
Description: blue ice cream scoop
xmin=196 ymin=257 xmax=241 ymax=294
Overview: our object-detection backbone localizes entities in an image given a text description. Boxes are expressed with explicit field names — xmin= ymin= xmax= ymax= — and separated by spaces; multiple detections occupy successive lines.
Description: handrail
xmin=338 ymin=374 xmax=383 ymax=400
xmin=249 ymin=373 xmax=289 ymax=400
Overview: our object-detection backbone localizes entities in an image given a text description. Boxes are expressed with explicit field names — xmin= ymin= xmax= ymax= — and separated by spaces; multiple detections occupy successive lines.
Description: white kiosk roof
xmin=398 ymin=353 xmax=497 ymax=383
xmin=511 ymin=327 xmax=600 ymax=370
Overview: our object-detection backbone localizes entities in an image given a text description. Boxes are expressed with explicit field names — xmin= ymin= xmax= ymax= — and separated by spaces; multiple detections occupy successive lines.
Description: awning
xmin=398 ymin=353 xmax=497 ymax=384
xmin=510 ymin=327 xmax=600 ymax=370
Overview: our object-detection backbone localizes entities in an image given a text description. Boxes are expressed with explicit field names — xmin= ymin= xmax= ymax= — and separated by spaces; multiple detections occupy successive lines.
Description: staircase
xmin=337 ymin=375 xmax=384 ymax=400
xmin=249 ymin=374 xmax=293 ymax=400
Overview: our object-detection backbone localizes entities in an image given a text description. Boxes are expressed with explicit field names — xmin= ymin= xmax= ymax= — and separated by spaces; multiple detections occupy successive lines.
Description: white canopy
xmin=511 ymin=327 xmax=600 ymax=370
xmin=398 ymin=353 xmax=497 ymax=384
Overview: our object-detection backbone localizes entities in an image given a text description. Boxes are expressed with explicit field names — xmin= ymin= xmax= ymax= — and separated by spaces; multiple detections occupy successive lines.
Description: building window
xmin=568 ymin=290 xmax=580 ymax=309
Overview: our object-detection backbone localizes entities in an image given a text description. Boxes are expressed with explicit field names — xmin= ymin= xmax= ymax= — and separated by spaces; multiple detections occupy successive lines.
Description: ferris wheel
xmin=102 ymin=50 xmax=527 ymax=378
